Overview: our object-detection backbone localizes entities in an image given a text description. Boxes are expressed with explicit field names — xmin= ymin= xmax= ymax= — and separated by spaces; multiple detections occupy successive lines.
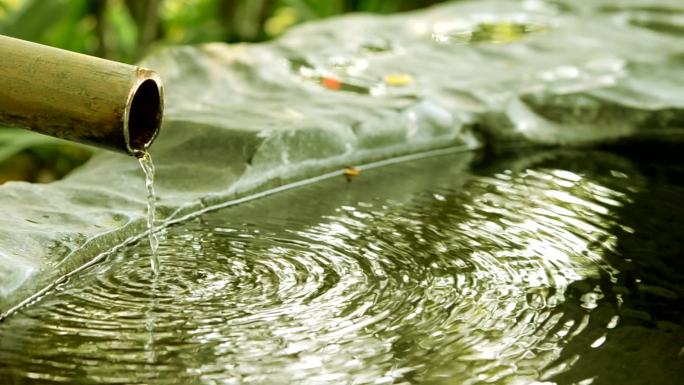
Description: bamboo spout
xmin=0 ymin=35 xmax=163 ymax=156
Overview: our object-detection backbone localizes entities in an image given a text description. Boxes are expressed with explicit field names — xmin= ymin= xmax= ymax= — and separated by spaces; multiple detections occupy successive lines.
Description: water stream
xmin=139 ymin=152 xmax=160 ymax=275
xmin=1 ymin=147 xmax=682 ymax=384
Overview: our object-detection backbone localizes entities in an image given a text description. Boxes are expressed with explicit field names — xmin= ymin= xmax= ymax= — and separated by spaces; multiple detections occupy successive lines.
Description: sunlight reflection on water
xmin=1 ymin=149 xmax=682 ymax=385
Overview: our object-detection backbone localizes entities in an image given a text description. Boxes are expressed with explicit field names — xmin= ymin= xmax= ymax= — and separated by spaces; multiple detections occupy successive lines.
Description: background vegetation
xmin=0 ymin=0 xmax=448 ymax=183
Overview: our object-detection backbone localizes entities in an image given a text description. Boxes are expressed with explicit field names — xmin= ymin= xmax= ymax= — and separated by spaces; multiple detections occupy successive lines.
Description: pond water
xmin=0 ymin=145 xmax=683 ymax=385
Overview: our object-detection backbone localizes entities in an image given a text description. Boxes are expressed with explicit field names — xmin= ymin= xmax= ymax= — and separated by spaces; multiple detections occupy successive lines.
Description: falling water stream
xmin=0 ymin=147 xmax=683 ymax=384
xmin=138 ymin=152 xmax=160 ymax=275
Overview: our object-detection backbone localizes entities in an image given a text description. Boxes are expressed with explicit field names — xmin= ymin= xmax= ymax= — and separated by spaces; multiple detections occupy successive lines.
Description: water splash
xmin=138 ymin=152 xmax=160 ymax=275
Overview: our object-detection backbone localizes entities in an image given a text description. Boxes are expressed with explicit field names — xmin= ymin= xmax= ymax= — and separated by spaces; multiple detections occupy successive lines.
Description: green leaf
xmin=0 ymin=128 xmax=65 ymax=163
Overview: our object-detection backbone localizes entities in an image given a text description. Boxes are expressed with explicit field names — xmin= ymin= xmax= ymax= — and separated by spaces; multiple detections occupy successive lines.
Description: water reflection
xmin=1 ymin=148 xmax=683 ymax=384
xmin=432 ymin=18 xmax=550 ymax=44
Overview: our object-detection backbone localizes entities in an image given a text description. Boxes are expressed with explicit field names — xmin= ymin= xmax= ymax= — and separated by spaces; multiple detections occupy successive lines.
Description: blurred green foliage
xmin=0 ymin=0 xmax=447 ymax=184
xmin=0 ymin=129 xmax=92 ymax=184
xmin=0 ymin=0 xmax=448 ymax=62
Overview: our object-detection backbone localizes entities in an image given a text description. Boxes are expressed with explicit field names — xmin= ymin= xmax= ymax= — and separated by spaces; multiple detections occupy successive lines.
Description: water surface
xmin=1 ymin=147 xmax=683 ymax=385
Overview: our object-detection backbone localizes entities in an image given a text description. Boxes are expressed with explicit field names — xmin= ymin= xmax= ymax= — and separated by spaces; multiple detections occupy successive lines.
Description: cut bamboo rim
xmin=0 ymin=34 xmax=163 ymax=156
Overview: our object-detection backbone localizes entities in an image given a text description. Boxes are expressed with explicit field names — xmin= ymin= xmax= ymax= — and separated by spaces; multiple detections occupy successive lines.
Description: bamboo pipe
xmin=0 ymin=35 xmax=163 ymax=157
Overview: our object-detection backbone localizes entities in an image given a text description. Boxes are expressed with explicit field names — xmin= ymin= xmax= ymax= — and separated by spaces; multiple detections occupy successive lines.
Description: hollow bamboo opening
xmin=126 ymin=78 xmax=163 ymax=157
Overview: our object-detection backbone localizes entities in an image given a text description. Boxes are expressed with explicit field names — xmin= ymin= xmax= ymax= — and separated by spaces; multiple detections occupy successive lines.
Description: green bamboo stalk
xmin=0 ymin=34 xmax=163 ymax=156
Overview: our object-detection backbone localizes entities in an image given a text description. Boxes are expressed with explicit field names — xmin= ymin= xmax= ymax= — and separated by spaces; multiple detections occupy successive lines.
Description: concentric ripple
xmin=1 ymin=149 xmax=683 ymax=385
